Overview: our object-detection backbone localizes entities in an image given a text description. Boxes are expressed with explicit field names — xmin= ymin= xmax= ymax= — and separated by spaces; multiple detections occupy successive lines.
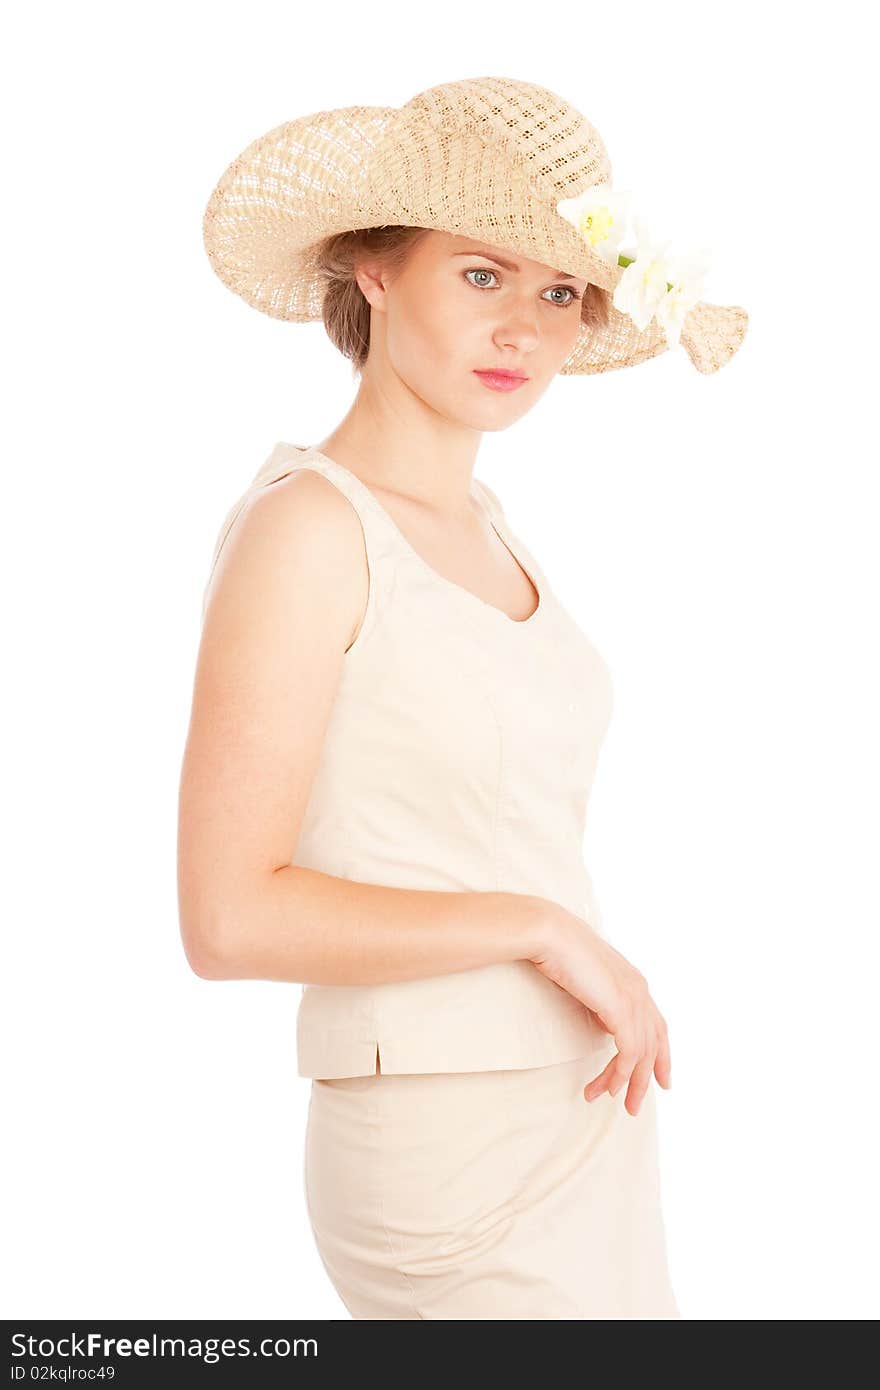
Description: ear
xmin=354 ymin=260 xmax=390 ymax=313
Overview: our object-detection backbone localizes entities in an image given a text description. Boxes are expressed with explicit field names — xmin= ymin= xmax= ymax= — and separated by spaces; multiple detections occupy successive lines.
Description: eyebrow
xmin=451 ymin=250 xmax=578 ymax=280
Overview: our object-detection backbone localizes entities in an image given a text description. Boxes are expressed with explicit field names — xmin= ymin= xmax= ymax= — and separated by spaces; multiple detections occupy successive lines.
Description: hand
xmin=528 ymin=902 xmax=672 ymax=1116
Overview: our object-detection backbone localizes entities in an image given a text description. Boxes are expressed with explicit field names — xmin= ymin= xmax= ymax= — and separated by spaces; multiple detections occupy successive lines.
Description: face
xmin=356 ymin=229 xmax=589 ymax=430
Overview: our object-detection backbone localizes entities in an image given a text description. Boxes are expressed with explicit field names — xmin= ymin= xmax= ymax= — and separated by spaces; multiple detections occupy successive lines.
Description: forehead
xmin=436 ymin=231 xmax=584 ymax=281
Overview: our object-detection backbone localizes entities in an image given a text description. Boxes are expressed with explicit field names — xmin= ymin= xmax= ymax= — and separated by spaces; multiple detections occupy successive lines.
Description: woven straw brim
xmin=203 ymin=81 xmax=748 ymax=375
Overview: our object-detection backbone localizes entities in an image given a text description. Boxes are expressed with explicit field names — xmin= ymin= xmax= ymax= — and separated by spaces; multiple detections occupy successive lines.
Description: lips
xmin=473 ymin=369 xmax=529 ymax=392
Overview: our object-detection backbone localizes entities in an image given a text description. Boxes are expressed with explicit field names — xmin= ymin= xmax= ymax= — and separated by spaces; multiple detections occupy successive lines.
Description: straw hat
xmin=203 ymin=75 xmax=748 ymax=376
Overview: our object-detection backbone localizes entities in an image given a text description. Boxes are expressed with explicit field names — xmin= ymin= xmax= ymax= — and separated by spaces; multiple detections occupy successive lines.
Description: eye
xmin=463 ymin=268 xmax=582 ymax=306
xmin=464 ymin=267 xmax=500 ymax=289
xmin=545 ymin=284 xmax=582 ymax=306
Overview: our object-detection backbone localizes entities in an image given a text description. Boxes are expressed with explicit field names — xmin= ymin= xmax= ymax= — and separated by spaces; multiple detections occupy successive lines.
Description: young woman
xmin=178 ymin=76 xmax=747 ymax=1319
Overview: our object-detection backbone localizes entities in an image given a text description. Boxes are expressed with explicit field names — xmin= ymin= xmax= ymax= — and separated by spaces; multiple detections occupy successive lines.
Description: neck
xmin=315 ymin=378 xmax=482 ymax=520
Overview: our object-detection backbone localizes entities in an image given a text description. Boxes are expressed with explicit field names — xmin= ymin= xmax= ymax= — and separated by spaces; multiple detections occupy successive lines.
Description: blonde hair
xmin=312 ymin=225 xmax=611 ymax=374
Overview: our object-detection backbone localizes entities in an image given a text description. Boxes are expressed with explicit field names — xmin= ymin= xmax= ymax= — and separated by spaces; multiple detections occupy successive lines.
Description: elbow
xmin=182 ymin=937 xmax=230 ymax=980
xmin=180 ymin=924 xmax=233 ymax=980
xmin=178 ymin=898 xmax=242 ymax=981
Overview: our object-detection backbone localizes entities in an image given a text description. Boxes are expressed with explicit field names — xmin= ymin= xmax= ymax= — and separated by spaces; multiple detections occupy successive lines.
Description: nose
xmin=493 ymin=302 xmax=540 ymax=354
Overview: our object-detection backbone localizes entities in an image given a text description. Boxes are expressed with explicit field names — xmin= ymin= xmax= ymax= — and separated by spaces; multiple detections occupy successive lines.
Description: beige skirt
xmin=303 ymin=1050 xmax=680 ymax=1320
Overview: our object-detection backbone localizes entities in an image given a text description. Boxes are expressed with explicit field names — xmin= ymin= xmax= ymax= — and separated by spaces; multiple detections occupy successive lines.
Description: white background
xmin=4 ymin=0 xmax=878 ymax=1321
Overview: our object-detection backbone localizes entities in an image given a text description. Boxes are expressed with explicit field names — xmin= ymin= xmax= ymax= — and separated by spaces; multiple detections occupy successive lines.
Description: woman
xmin=178 ymin=76 xmax=747 ymax=1319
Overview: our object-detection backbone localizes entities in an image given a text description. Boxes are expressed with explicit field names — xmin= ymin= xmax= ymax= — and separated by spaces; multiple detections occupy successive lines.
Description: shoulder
xmin=202 ymin=466 xmax=369 ymax=647
xmin=245 ymin=465 xmax=367 ymax=555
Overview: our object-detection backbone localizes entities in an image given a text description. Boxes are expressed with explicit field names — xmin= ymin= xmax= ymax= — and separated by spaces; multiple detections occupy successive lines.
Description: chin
xmin=477 ymin=392 xmax=539 ymax=427
xmin=449 ymin=401 xmax=528 ymax=433
xmin=476 ymin=412 xmax=525 ymax=433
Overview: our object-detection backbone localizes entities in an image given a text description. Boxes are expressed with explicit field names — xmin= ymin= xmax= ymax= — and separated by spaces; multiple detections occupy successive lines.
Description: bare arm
xmin=177 ymin=469 xmax=546 ymax=984
xmin=191 ymin=866 xmax=543 ymax=985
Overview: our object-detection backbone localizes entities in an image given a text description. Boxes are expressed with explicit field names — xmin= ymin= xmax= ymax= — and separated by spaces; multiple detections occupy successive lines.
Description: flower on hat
xmin=612 ymin=216 xmax=710 ymax=347
xmin=556 ymin=183 xmax=631 ymax=266
xmin=649 ymin=245 xmax=711 ymax=348
xmin=557 ymin=187 xmax=711 ymax=348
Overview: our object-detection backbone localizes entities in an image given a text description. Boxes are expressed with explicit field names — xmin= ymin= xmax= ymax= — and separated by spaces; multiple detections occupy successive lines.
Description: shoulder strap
xmin=473 ymin=474 xmax=552 ymax=594
xmin=472 ymin=475 xmax=504 ymax=525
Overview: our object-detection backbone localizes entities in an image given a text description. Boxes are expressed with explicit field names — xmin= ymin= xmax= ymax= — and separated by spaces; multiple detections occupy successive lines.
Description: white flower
xmin=652 ymin=246 xmax=711 ymax=347
xmin=556 ymin=183 xmax=632 ymax=266
xmin=611 ymin=215 xmax=675 ymax=331
xmin=559 ymin=189 xmax=713 ymax=350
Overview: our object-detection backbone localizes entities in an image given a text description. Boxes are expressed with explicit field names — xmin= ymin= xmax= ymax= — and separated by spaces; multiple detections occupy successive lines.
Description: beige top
xmin=202 ymin=442 xmax=615 ymax=1079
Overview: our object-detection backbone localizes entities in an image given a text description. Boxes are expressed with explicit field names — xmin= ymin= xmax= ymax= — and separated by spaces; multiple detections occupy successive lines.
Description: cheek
xmin=387 ymin=291 xmax=471 ymax=377
xmin=541 ymin=310 xmax=582 ymax=371
xmin=565 ymin=306 xmax=586 ymax=349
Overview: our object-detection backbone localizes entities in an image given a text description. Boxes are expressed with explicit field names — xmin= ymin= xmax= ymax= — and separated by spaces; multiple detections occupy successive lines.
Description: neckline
xmin=298 ymin=444 xmax=544 ymax=629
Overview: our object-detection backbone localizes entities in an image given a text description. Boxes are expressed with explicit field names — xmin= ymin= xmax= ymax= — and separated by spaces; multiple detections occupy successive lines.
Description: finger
xmin=583 ymin=1000 xmax=628 ymax=1101
xmin=609 ymin=1009 xmax=651 ymax=1101
xmin=583 ymin=1056 xmax=616 ymax=1101
xmin=653 ymin=1016 xmax=672 ymax=1089
xmin=584 ymin=1047 xmax=632 ymax=1101
xmin=624 ymin=1056 xmax=654 ymax=1116
xmin=584 ymin=1012 xmax=638 ymax=1100
xmin=606 ymin=1043 xmax=639 ymax=1100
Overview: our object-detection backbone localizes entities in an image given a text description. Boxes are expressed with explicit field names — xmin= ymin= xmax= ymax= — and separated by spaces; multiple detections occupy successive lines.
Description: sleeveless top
xmin=201 ymin=441 xmax=616 ymax=1079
